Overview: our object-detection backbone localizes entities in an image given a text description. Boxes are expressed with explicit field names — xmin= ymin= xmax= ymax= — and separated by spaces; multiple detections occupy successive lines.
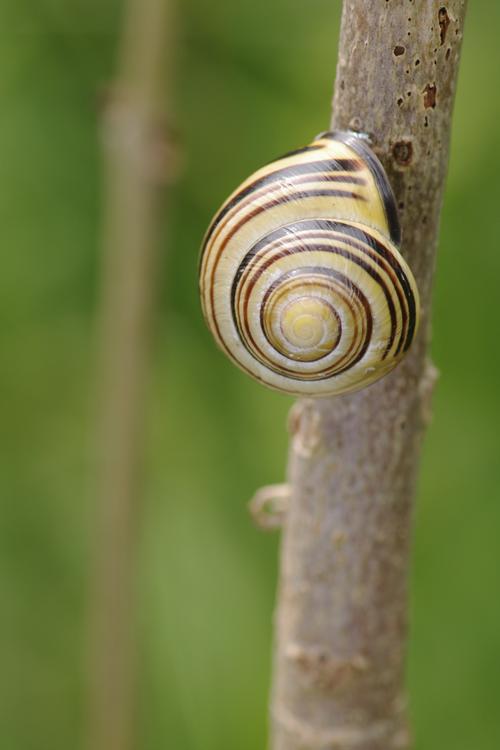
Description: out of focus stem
xmin=87 ymin=2 xmax=175 ymax=749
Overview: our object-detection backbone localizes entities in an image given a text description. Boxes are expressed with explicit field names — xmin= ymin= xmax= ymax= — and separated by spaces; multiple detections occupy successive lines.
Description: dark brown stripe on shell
xmin=233 ymin=240 xmax=396 ymax=366
xmin=233 ymin=268 xmax=368 ymax=381
xmin=230 ymin=219 xmax=416 ymax=355
xmin=330 ymin=131 xmax=402 ymax=246
xmin=327 ymin=220 xmax=416 ymax=351
xmin=256 ymin=225 xmax=409 ymax=357
xmin=240 ymin=266 xmax=372 ymax=381
xmin=231 ymin=225 xmax=401 ymax=358
xmin=200 ymin=157 xmax=364 ymax=262
xmin=205 ymin=192 xmax=367 ymax=352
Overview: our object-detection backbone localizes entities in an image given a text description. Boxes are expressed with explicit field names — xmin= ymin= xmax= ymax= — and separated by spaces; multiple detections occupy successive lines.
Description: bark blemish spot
xmin=446 ymin=47 xmax=451 ymax=60
xmin=394 ymin=45 xmax=406 ymax=56
xmin=397 ymin=97 xmax=404 ymax=107
xmin=393 ymin=140 xmax=413 ymax=167
xmin=423 ymin=83 xmax=437 ymax=108
xmin=415 ymin=58 xmax=420 ymax=66
xmin=439 ymin=7 xmax=451 ymax=45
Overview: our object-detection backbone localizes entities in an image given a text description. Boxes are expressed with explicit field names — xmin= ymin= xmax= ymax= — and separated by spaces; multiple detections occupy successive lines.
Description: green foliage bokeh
xmin=0 ymin=2 xmax=499 ymax=748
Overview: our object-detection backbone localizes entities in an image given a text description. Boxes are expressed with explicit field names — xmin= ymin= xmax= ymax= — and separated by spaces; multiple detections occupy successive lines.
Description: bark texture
xmin=270 ymin=2 xmax=467 ymax=749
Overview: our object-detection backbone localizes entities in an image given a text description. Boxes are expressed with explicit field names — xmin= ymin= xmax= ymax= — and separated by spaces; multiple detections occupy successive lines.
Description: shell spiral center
xmin=264 ymin=287 xmax=341 ymax=363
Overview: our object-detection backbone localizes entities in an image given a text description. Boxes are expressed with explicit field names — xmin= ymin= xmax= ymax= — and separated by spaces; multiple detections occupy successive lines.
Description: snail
xmin=199 ymin=130 xmax=420 ymax=397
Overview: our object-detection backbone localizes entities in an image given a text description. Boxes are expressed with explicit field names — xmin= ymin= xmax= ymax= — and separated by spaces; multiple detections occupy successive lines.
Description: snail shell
xmin=199 ymin=131 xmax=420 ymax=397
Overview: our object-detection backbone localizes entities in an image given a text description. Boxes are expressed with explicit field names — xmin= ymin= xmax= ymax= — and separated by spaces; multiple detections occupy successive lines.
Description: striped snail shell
xmin=199 ymin=131 xmax=420 ymax=397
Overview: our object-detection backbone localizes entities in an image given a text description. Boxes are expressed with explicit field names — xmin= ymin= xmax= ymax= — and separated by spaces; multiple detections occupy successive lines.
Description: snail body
xmin=199 ymin=131 xmax=420 ymax=397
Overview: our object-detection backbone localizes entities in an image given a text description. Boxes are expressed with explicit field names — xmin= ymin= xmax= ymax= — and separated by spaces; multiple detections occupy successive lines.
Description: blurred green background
xmin=1 ymin=1 xmax=499 ymax=748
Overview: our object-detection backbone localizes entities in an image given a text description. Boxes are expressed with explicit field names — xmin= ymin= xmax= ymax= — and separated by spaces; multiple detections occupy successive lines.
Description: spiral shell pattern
xmin=199 ymin=131 xmax=420 ymax=396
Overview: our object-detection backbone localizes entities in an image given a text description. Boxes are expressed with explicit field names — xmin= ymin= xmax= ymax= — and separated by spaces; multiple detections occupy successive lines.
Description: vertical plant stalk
xmin=87 ymin=2 xmax=175 ymax=749
xmin=270 ymin=2 xmax=467 ymax=749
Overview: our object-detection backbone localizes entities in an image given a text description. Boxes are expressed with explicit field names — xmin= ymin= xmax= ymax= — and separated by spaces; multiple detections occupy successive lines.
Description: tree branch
xmin=270 ymin=2 xmax=467 ymax=748
xmin=86 ymin=2 xmax=175 ymax=749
